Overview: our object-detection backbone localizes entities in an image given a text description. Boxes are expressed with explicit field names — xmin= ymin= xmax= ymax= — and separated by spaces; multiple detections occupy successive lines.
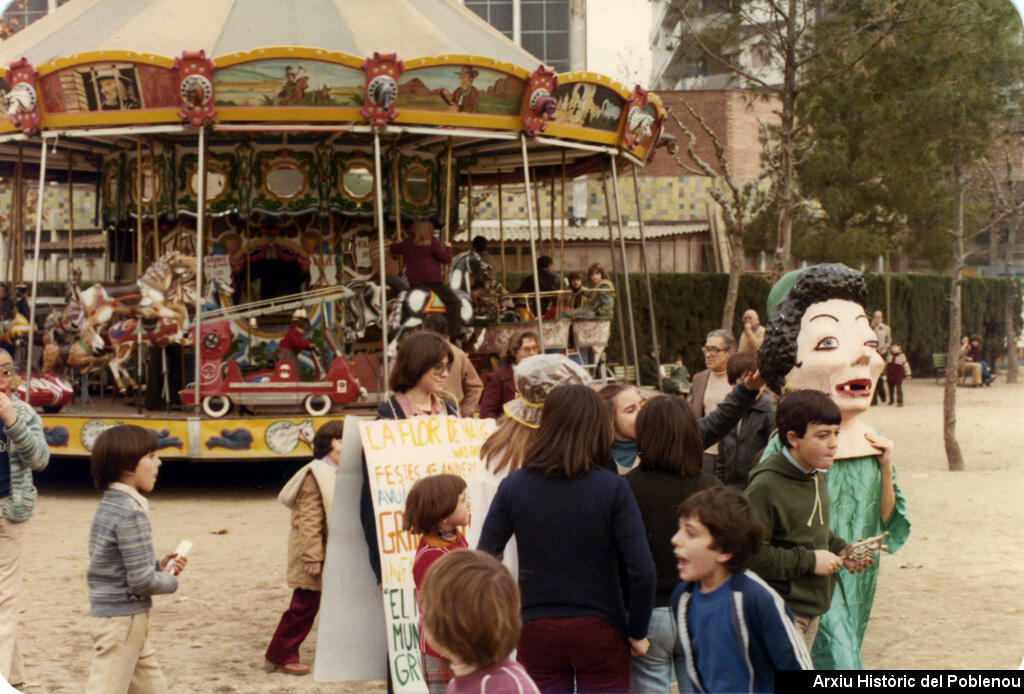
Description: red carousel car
xmin=180 ymin=320 xmax=363 ymax=418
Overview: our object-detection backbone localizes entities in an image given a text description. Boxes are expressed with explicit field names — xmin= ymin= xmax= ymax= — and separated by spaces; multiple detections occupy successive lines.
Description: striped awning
xmin=0 ymin=0 xmax=540 ymax=70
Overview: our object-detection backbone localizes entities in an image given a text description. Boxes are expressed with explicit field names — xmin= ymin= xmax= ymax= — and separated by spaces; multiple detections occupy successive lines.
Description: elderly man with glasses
xmin=0 ymin=349 xmax=49 ymax=688
xmin=688 ymin=329 xmax=738 ymax=480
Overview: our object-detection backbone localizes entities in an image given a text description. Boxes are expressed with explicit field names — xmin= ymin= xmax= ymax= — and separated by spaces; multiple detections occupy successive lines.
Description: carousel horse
xmin=388 ymin=250 xmax=484 ymax=351
xmin=337 ymin=279 xmax=381 ymax=346
xmin=77 ymin=250 xmax=196 ymax=352
xmin=104 ymin=315 xmax=185 ymax=394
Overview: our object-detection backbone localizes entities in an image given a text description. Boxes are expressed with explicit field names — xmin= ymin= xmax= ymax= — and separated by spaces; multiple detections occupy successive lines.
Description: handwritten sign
xmin=361 ymin=416 xmax=494 ymax=694
xmin=203 ymin=254 xmax=231 ymax=287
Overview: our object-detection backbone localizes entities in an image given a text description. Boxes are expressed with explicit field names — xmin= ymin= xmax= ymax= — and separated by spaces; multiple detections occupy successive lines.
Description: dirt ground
xmin=7 ymin=379 xmax=1024 ymax=692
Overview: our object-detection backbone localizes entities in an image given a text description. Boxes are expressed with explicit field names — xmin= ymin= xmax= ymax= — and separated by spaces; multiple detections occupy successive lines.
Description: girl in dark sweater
xmin=625 ymin=396 xmax=721 ymax=693
xmin=477 ymin=385 xmax=656 ymax=694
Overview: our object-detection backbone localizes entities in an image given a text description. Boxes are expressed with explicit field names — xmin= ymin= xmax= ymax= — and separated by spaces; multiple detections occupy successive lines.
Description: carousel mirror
xmin=138 ymin=164 xmax=158 ymax=203
xmin=103 ymin=169 xmax=118 ymax=206
xmin=265 ymin=162 xmax=306 ymax=200
xmin=342 ymin=163 xmax=374 ymax=201
xmin=404 ymin=164 xmax=431 ymax=205
xmin=189 ymin=161 xmax=228 ymax=201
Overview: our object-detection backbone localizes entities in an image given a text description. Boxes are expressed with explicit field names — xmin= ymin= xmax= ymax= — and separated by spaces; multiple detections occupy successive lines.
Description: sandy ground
xmin=7 ymin=378 xmax=1024 ymax=692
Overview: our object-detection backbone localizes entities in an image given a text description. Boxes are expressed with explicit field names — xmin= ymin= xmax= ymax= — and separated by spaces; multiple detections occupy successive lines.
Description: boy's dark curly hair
xmin=757 ymin=264 xmax=869 ymax=395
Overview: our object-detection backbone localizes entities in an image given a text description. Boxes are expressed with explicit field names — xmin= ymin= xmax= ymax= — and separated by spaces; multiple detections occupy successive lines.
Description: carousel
xmin=0 ymin=0 xmax=666 ymax=461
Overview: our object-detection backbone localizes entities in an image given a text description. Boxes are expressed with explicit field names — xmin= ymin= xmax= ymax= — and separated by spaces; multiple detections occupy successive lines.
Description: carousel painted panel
xmin=41 ymin=415 xmax=191 ymax=459
xmin=476 ymin=320 xmax=571 ymax=355
xmin=198 ymin=416 xmax=340 ymax=459
xmin=544 ymin=75 xmax=629 ymax=145
xmin=571 ymin=319 xmax=612 ymax=349
xmin=176 ymin=147 xmax=242 ymax=217
xmin=326 ymin=149 xmax=377 ymax=216
xmin=212 ymin=53 xmax=364 ymax=120
xmin=38 ymin=59 xmax=179 ymax=115
xmin=126 ymin=149 xmax=174 ymax=219
xmin=395 ymin=58 xmax=526 ymax=128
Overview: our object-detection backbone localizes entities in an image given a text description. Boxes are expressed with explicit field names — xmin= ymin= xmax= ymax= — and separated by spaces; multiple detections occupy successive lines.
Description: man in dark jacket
xmin=516 ymin=256 xmax=563 ymax=314
xmin=718 ymin=351 xmax=775 ymax=490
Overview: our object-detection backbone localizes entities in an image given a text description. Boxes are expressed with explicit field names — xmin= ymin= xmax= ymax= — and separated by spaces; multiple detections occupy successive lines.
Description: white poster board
xmin=314 ymin=415 xmax=387 ymax=682
xmin=361 ymin=416 xmax=494 ymax=694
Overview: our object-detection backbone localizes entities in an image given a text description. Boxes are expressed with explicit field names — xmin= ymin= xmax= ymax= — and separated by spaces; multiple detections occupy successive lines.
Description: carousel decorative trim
xmin=622 ymin=86 xmax=654 ymax=151
xmin=361 ymin=52 xmax=403 ymax=126
xmin=521 ymin=65 xmax=558 ymax=136
xmin=174 ymin=50 xmax=217 ymax=126
xmin=5 ymin=58 xmax=41 ymax=135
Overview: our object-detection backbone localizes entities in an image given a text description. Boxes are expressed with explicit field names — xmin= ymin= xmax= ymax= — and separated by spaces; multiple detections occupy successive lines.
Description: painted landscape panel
xmin=214 ymin=58 xmax=363 ymax=107
xmin=397 ymin=65 xmax=524 ymax=115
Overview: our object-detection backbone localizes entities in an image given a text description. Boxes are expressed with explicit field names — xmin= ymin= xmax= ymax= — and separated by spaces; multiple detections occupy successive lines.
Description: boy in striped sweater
xmin=85 ymin=425 xmax=187 ymax=694
xmin=418 ymin=550 xmax=540 ymax=694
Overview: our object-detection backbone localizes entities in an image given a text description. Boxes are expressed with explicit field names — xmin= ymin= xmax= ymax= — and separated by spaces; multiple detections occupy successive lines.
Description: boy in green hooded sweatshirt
xmin=745 ymin=390 xmax=870 ymax=651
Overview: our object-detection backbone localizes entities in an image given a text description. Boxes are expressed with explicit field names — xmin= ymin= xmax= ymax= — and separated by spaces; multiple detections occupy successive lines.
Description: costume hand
xmin=304 ymin=562 xmax=322 ymax=577
xmin=742 ymin=369 xmax=765 ymax=392
xmin=629 ymin=637 xmax=650 ymax=657
xmin=864 ymin=431 xmax=894 ymax=469
xmin=841 ymin=555 xmax=873 ymax=574
xmin=813 ymin=550 xmax=842 ymax=576
xmin=0 ymin=391 xmax=16 ymax=427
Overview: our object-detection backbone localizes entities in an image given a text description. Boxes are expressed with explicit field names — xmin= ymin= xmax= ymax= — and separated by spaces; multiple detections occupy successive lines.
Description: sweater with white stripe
xmin=447 ymin=656 xmax=540 ymax=694
xmin=671 ymin=571 xmax=812 ymax=693
xmin=87 ymin=487 xmax=177 ymax=617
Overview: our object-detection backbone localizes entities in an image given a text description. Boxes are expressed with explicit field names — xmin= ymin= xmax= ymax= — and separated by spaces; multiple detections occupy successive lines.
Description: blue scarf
xmin=611 ymin=438 xmax=638 ymax=473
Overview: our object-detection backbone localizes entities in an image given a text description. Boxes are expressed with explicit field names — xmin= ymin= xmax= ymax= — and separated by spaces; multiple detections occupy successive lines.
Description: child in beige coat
xmin=264 ymin=421 xmax=343 ymax=676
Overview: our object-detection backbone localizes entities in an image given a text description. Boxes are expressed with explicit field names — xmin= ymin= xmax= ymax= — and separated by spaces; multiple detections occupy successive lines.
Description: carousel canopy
xmin=0 ymin=0 xmax=541 ymax=71
xmin=0 ymin=0 xmax=666 ymax=225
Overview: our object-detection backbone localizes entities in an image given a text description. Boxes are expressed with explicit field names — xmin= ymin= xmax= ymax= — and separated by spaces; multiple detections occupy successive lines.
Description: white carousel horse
xmin=77 ymin=251 xmax=196 ymax=351
xmin=387 ymin=250 xmax=484 ymax=352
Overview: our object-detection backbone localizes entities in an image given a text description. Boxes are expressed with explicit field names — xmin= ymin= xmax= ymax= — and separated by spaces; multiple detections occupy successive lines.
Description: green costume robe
xmin=760 ymin=435 xmax=910 ymax=669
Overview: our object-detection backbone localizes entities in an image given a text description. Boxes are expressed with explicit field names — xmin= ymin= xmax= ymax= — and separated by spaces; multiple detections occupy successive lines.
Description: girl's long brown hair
xmin=480 ymin=417 xmax=534 ymax=476
xmin=521 ymin=385 xmax=611 ymax=479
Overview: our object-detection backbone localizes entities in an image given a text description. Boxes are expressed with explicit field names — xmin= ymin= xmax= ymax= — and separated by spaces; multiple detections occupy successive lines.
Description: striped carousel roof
xmin=0 ymin=0 xmax=541 ymax=69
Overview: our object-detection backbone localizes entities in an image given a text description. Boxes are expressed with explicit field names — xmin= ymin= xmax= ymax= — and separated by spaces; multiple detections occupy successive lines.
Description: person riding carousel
xmin=390 ymin=219 xmax=462 ymax=338
xmin=273 ymin=309 xmax=318 ymax=369
xmin=569 ymin=262 xmax=615 ymax=320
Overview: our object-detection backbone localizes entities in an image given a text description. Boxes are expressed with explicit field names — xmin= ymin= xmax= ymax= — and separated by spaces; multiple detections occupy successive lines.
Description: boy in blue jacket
xmin=671 ymin=486 xmax=812 ymax=693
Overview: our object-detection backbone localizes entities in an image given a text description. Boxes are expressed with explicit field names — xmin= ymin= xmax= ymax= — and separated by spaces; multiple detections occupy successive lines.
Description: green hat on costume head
xmin=766 ymin=268 xmax=805 ymax=319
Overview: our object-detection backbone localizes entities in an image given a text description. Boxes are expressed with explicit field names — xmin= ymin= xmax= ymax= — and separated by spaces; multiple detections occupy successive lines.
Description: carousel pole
xmin=548 ymin=175 xmax=556 ymax=264
xmin=559 ymin=152 xmax=566 ymax=286
xmin=519 ymin=134 xmax=545 ymax=351
xmin=151 ymin=138 xmax=168 ymax=409
xmin=600 ymin=167 xmax=629 ymax=378
xmin=12 ymin=146 xmax=23 ymax=283
xmin=498 ymin=177 xmax=506 ymax=287
xmin=373 ymin=130 xmax=390 ymax=392
xmin=608 ymin=154 xmax=640 ymax=386
xmin=25 ymin=138 xmax=48 ymax=397
xmin=443 ymin=137 xmax=453 ymax=246
xmin=466 ymin=172 xmax=473 ymax=244
xmin=192 ymin=126 xmax=207 ymax=415
xmin=393 ymin=140 xmax=402 ymax=240
xmin=67 ymin=152 xmax=74 ymax=280
xmin=150 ymin=140 xmax=159 ymax=257
xmin=631 ymin=163 xmax=661 ymax=389
xmin=135 ymin=140 xmax=144 ymax=411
